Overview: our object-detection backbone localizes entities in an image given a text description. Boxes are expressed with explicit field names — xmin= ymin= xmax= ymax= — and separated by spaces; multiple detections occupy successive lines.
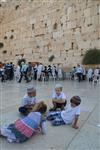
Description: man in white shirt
xmin=37 ymin=63 xmax=44 ymax=81
xmin=18 ymin=62 xmax=29 ymax=83
xmin=87 ymin=68 xmax=93 ymax=82
xmin=76 ymin=64 xmax=83 ymax=82
xmin=94 ymin=68 xmax=99 ymax=79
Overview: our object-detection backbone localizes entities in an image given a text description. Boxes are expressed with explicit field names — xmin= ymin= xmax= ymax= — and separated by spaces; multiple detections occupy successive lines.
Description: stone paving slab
xmin=67 ymin=105 xmax=100 ymax=150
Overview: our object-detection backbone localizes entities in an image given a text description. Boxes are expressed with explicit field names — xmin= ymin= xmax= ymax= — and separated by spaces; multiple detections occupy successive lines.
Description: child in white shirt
xmin=47 ymin=96 xmax=81 ymax=129
xmin=50 ymin=84 xmax=67 ymax=111
xmin=19 ymin=85 xmax=38 ymax=115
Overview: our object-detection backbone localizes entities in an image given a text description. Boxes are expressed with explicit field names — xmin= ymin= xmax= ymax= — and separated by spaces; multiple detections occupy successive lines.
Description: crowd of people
xmin=0 ymin=84 xmax=81 ymax=143
xmin=0 ymin=61 xmax=99 ymax=143
xmin=15 ymin=62 xmax=66 ymax=83
xmin=0 ymin=62 xmax=64 ymax=83
xmin=70 ymin=65 xmax=100 ymax=84
xmin=0 ymin=61 xmax=100 ymax=84
xmin=0 ymin=62 xmax=14 ymax=82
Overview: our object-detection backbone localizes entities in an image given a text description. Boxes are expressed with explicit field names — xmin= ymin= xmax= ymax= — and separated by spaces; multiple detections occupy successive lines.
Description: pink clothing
xmin=15 ymin=119 xmax=35 ymax=138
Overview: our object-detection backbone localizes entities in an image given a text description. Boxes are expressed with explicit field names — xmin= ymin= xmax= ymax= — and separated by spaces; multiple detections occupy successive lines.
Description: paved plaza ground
xmin=0 ymin=79 xmax=100 ymax=150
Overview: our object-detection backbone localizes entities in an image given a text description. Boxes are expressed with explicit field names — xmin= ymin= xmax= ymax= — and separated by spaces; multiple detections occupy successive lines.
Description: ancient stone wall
xmin=0 ymin=0 xmax=100 ymax=66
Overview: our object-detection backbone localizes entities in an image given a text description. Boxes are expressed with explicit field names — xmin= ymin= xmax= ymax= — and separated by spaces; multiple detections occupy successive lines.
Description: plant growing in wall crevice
xmin=82 ymin=48 xmax=100 ymax=65
xmin=15 ymin=5 xmax=19 ymax=10
xmin=4 ymin=36 xmax=7 ymax=40
xmin=48 ymin=55 xmax=55 ymax=62
xmin=10 ymin=35 xmax=14 ymax=39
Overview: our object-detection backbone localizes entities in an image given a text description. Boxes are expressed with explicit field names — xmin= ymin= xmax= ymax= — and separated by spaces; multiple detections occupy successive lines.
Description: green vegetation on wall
xmin=82 ymin=48 xmax=100 ymax=65
xmin=48 ymin=55 xmax=55 ymax=62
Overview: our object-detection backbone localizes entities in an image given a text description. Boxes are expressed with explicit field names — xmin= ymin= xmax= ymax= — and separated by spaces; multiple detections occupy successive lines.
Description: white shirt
xmin=61 ymin=105 xmax=80 ymax=124
xmin=58 ymin=68 xmax=63 ymax=78
xmin=52 ymin=92 xmax=66 ymax=100
xmin=22 ymin=94 xmax=38 ymax=106
xmin=51 ymin=66 xmax=56 ymax=76
xmin=37 ymin=64 xmax=43 ymax=74
xmin=27 ymin=112 xmax=47 ymax=134
xmin=94 ymin=69 xmax=99 ymax=76
xmin=76 ymin=66 xmax=83 ymax=73
xmin=15 ymin=66 xmax=20 ymax=76
xmin=88 ymin=68 xmax=93 ymax=78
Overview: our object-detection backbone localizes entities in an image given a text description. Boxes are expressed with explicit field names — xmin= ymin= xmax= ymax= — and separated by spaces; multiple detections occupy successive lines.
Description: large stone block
xmin=82 ymin=25 xmax=95 ymax=34
xmin=0 ymin=0 xmax=99 ymax=67
xmin=92 ymin=15 xmax=99 ymax=28
xmin=34 ymin=27 xmax=46 ymax=36
xmin=84 ymin=17 xmax=92 ymax=27
xmin=64 ymin=41 xmax=71 ymax=50
xmin=84 ymin=8 xmax=91 ymax=17
xmin=67 ymin=20 xmax=77 ymax=29
xmin=53 ymin=31 xmax=63 ymax=39
xmin=91 ymin=39 xmax=100 ymax=49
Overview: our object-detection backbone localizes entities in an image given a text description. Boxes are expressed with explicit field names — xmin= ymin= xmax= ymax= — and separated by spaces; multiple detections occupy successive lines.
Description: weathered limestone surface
xmin=0 ymin=0 xmax=100 ymax=66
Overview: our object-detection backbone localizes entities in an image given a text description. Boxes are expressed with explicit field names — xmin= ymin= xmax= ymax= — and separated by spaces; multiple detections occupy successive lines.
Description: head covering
xmin=21 ymin=61 xmax=24 ymax=65
xmin=70 ymin=96 xmax=81 ymax=106
xmin=55 ymin=84 xmax=63 ymax=90
xmin=27 ymin=85 xmax=36 ymax=93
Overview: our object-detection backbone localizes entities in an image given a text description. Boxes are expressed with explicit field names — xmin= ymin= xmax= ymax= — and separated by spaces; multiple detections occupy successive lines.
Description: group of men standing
xmin=0 ymin=61 xmax=100 ymax=84
xmin=0 ymin=62 xmax=14 ymax=82
xmin=71 ymin=64 xmax=100 ymax=83
xmin=15 ymin=62 xmax=64 ymax=83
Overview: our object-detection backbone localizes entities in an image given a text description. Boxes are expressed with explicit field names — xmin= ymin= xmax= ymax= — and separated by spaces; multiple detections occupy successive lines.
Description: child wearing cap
xmin=0 ymin=101 xmax=47 ymax=143
xmin=19 ymin=85 xmax=38 ymax=115
xmin=49 ymin=84 xmax=67 ymax=111
xmin=47 ymin=96 xmax=81 ymax=129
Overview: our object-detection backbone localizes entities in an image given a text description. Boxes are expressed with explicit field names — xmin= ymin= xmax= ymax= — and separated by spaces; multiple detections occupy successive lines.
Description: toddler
xmin=50 ymin=84 xmax=67 ymax=111
xmin=0 ymin=101 xmax=47 ymax=143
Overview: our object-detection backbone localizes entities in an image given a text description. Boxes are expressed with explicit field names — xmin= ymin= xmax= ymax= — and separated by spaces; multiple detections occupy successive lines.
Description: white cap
xmin=27 ymin=85 xmax=36 ymax=93
xmin=55 ymin=84 xmax=63 ymax=90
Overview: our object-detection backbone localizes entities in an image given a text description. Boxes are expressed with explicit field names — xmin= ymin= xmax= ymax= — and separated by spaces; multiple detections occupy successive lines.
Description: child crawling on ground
xmin=47 ymin=96 xmax=81 ymax=129
xmin=0 ymin=101 xmax=47 ymax=143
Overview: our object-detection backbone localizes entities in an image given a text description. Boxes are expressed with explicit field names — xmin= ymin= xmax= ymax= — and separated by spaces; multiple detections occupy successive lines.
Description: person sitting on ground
xmin=0 ymin=101 xmax=47 ymax=143
xmin=47 ymin=96 xmax=81 ymax=129
xmin=49 ymin=84 xmax=67 ymax=111
xmin=19 ymin=85 xmax=38 ymax=115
